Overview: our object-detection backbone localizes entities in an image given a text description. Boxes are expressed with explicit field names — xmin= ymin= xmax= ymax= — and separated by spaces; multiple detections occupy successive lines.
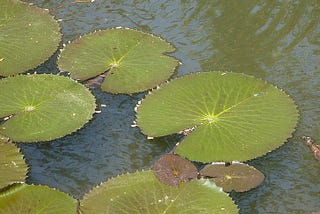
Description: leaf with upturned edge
xmin=0 ymin=0 xmax=61 ymax=76
xmin=200 ymin=162 xmax=265 ymax=192
xmin=0 ymin=183 xmax=77 ymax=213
xmin=58 ymin=27 xmax=179 ymax=94
xmin=153 ymin=154 xmax=198 ymax=187
xmin=136 ymin=71 xmax=299 ymax=162
xmin=0 ymin=74 xmax=96 ymax=142
xmin=80 ymin=170 xmax=238 ymax=214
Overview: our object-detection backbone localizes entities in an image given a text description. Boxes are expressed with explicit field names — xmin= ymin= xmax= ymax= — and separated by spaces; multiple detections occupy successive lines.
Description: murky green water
xmin=19 ymin=0 xmax=319 ymax=213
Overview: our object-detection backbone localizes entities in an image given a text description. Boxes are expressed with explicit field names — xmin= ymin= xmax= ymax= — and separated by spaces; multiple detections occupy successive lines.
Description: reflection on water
xmin=19 ymin=0 xmax=319 ymax=213
xmin=186 ymin=1 xmax=319 ymax=78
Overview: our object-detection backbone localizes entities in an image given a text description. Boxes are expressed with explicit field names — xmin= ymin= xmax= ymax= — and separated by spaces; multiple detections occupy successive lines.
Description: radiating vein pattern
xmin=0 ymin=74 xmax=96 ymax=142
xmin=136 ymin=72 xmax=299 ymax=162
xmin=58 ymin=28 xmax=179 ymax=94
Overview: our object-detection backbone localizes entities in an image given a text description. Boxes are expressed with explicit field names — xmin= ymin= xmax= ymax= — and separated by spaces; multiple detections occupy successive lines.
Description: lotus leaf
xmin=0 ymin=0 xmax=61 ymax=76
xmin=0 ymin=74 xmax=96 ymax=142
xmin=200 ymin=163 xmax=265 ymax=192
xmin=57 ymin=27 xmax=179 ymax=94
xmin=0 ymin=183 xmax=77 ymax=213
xmin=80 ymin=170 xmax=238 ymax=213
xmin=0 ymin=141 xmax=27 ymax=189
xmin=136 ymin=72 xmax=299 ymax=162
xmin=153 ymin=154 xmax=198 ymax=187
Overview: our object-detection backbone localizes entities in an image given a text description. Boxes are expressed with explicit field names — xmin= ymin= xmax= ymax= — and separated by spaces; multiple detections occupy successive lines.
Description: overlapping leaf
xmin=136 ymin=72 xmax=299 ymax=162
xmin=0 ymin=74 xmax=96 ymax=142
xmin=58 ymin=27 xmax=179 ymax=94
xmin=153 ymin=154 xmax=198 ymax=187
xmin=0 ymin=183 xmax=77 ymax=213
xmin=0 ymin=0 xmax=61 ymax=76
xmin=80 ymin=170 xmax=238 ymax=213
xmin=0 ymin=141 xmax=27 ymax=189
xmin=200 ymin=163 xmax=265 ymax=192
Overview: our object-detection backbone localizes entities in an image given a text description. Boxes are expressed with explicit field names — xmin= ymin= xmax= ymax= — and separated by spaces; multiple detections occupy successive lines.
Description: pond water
xmin=19 ymin=0 xmax=319 ymax=213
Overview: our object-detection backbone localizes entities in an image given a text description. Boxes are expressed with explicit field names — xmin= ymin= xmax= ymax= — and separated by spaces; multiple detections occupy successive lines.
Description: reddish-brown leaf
xmin=152 ymin=154 xmax=198 ymax=187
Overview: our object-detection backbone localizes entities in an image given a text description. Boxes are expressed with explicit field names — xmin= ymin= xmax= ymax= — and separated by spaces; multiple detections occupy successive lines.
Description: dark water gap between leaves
xmin=17 ymin=0 xmax=320 ymax=213
xmin=17 ymin=89 xmax=179 ymax=199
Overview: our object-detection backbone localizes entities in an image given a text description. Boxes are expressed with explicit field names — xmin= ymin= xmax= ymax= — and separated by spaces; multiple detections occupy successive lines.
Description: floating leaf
xmin=0 ymin=0 xmax=61 ymax=76
xmin=58 ymin=27 xmax=179 ymax=94
xmin=0 ymin=141 xmax=27 ymax=189
xmin=153 ymin=154 xmax=198 ymax=187
xmin=0 ymin=183 xmax=77 ymax=213
xmin=0 ymin=133 xmax=10 ymax=143
xmin=0 ymin=74 xmax=96 ymax=142
xmin=80 ymin=170 xmax=238 ymax=213
xmin=200 ymin=163 xmax=265 ymax=192
xmin=136 ymin=72 xmax=299 ymax=162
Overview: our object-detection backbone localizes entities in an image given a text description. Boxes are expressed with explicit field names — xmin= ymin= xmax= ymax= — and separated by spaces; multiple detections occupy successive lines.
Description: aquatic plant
xmin=151 ymin=153 xmax=265 ymax=193
xmin=0 ymin=140 xmax=27 ymax=189
xmin=199 ymin=162 xmax=265 ymax=192
xmin=152 ymin=153 xmax=198 ymax=187
xmin=0 ymin=0 xmax=61 ymax=76
xmin=0 ymin=74 xmax=96 ymax=142
xmin=57 ymin=27 xmax=179 ymax=94
xmin=0 ymin=183 xmax=77 ymax=213
xmin=136 ymin=71 xmax=299 ymax=163
xmin=0 ymin=0 xmax=302 ymax=213
xmin=79 ymin=170 xmax=239 ymax=213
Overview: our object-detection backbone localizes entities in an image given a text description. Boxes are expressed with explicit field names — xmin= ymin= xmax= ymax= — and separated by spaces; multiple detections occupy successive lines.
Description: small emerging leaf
xmin=153 ymin=154 xmax=198 ymax=187
xmin=200 ymin=163 xmax=265 ymax=192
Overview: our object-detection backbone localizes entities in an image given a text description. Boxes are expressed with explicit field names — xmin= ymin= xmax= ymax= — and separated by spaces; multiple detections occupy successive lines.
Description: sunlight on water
xmin=19 ymin=0 xmax=319 ymax=213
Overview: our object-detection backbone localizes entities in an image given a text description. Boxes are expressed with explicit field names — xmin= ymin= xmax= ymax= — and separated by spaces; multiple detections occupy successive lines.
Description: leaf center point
xmin=24 ymin=106 xmax=35 ymax=112
xmin=110 ymin=62 xmax=119 ymax=69
xmin=204 ymin=115 xmax=216 ymax=124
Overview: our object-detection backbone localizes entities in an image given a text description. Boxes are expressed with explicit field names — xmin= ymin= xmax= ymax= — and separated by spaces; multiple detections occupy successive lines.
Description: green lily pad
xmin=80 ymin=170 xmax=238 ymax=213
xmin=153 ymin=154 xmax=198 ymax=187
xmin=200 ymin=163 xmax=265 ymax=192
xmin=0 ymin=74 xmax=96 ymax=142
xmin=136 ymin=72 xmax=299 ymax=162
xmin=57 ymin=27 xmax=179 ymax=94
xmin=0 ymin=141 xmax=28 ymax=189
xmin=0 ymin=0 xmax=61 ymax=76
xmin=0 ymin=183 xmax=77 ymax=213
xmin=0 ymin=133 xmax=10 ymax=143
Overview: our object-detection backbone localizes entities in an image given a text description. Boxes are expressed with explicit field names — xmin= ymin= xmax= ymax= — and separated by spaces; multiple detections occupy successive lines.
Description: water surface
xmin=20 ymin=0 xmax=320 ymax=213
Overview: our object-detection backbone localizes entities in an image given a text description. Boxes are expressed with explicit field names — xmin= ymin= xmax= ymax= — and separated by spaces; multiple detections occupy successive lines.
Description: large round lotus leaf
xmin=153 ymin=154 xmax=198 ymax=187
xmin=0 ymin=183 xmax=77 ymax=213
xmin=0 ymin=0 xmax=61 ymax=76
xmin=80 ymin=170 xmax=238 ymax=213
xmin=57 ymin=27 xmax=179 ymax=94
xmin=136 ymin=72 xmax=299 ymax=162
xmin=0 ymin=74 xmax=96 ymax=142
xmin=200 ymin=163 xmax=265 ymax=192
xmin=0 ymin=141 xmax=27 ymax=189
